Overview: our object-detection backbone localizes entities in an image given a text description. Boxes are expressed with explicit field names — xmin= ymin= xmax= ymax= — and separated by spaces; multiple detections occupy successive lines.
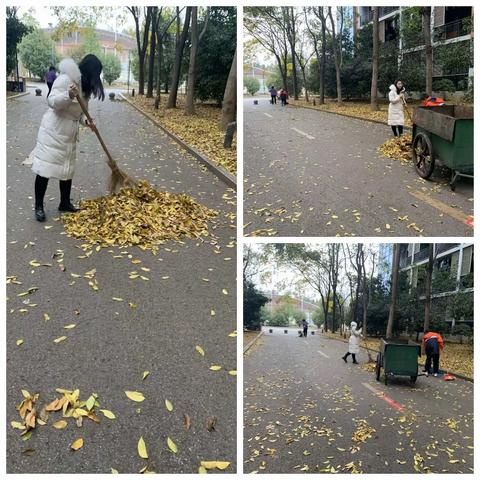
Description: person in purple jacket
xmin=45 ymin=66 xmax=57 ymax=97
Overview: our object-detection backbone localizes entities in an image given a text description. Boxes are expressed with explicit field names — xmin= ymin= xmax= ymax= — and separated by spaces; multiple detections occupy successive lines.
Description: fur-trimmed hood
xmin=59 ymin=58 xmax=81 ymax=84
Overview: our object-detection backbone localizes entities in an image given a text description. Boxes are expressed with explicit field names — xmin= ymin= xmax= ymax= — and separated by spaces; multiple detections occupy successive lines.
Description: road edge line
xmin=243 ymin=331 xmax=264 ymax=354
xmin=7 ymin=91 xmax=30 ymax=100
xmin=288 ymin=102 xmax=413 ymax=131
xmin=119 ymin=93 xmax=237 ymax=190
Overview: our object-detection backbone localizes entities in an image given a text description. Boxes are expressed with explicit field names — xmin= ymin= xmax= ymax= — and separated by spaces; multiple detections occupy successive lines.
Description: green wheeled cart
xmin=411 ymin=105 xmax=473 ymax=191
xmin=375 ymin=338 xmax=421 ymax=385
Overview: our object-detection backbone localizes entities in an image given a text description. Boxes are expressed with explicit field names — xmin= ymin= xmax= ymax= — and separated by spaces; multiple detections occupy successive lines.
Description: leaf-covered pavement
xmin=243 ymin=98 xmax=473 ymax=237
xmin=7 ymin=85 xmax=236 ymax=473
xmin=244 ymin=333 xmax=473 ymax=474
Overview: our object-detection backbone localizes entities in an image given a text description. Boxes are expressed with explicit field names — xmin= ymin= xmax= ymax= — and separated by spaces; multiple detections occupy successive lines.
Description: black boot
xmin=34 ymin=175 xmax=49 ymax=222
xmin=352 ymin=354 xmax=358 ymax=364
xmin=58 ymin=179 xmax=79 ymax=212
xmin=342 ymin=355 xmax=347 ymax=363
xmin=35 ymin=204 xmax=46 ymax=222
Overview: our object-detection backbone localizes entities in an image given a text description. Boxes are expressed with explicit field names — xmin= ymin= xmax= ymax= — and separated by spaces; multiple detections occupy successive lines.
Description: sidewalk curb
xmin=119 ymin=93 xmax=236 ymax=190
xmin=324 ymin=334 xmax=473 ymax=382
xmin=244 ymin=331 xmax=264 ymax=354
xmin=7 ymin=91 xmax=30 ymax=100
xmin=288 ymin=102 xmax=413 ymax=131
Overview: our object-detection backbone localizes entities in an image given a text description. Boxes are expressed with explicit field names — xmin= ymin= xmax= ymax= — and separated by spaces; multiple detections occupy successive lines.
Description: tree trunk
xmin=220 ymin=47 xmax=237 ymax=130
xmin=386 ymin=244 xmax=401 ymax=339
xmin=328 ymin=7 xmax=342 ymax=104
xmin=154 ymin=37 xmax=162 ymax=106
xmin=370 ymin=7 xmax=379 ymax=111
xmin=146 ymin=7 xmax=158 ymax=98
xmin=300 ymin=65 xmax=309 ymax=102
xmin=423 ymin=7 xmax=433 ymax=96
xmin=185 ymin=8 xmax=198 ymax=115
xmin=167 ymin=7 xmax=191 ymax=109
xmin=423 ymin=244 xmax=434 ymax=332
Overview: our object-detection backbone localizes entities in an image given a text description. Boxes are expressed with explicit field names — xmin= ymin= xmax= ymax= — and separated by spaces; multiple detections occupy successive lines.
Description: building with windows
xmin=353 ymin=6 xmax=474 ymax=89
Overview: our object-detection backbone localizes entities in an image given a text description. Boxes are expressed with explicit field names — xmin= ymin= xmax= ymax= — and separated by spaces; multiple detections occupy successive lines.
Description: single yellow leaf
xmin=100 ymin=409 xmax=116 ymax=419
xmin=201 ymin=461 xmax=218 ymax=470
xmin=43 ymin=313 xmax=50 ymax=321
xmin=210 ymin=309 xmax=216 ymax=316
xmin=112 ymin=297 xmax=123 ymax=302
xmin=11 ymin=421 xmax=26 ymax=430
xmin=222 ymin=289 xmax=228 ymax=295
xmin=216 ymin=461 xmax=231 ymax=470
xmin=142 ymin=371 xmax=150 ymax=380
xmin=125 ymin=391 xmax=145 ymax=402
xmin=138 ymin=437 xmax=148 ymax=459
xmin=209 ymin=365 xmax=222 ymax=371
xmin=111 ymin=468 xmax=119 ymax=474
xmin=167 ymin=437 xmax=178 ymax=453
xmin=53 ymin=336 xmax=67 ymax=343
xmin=53 ymin=420 xmax=67 ymax=429
xmin=64 ymin=324 xmax=76 ymax=329
xmin=228 ymin=370 xmax=237 ymax=376
xmin=16 ymin=339 xmax=24 ymax=346
xmin=165 ymin=399 xmax=173 ymax=412
xmin=199 ymin=466 xmax=208 ymax=474
xmin=71 ymin=438 xmax=84 ymax=450
xmin=195 ymin=345 xmax=205 ymax=356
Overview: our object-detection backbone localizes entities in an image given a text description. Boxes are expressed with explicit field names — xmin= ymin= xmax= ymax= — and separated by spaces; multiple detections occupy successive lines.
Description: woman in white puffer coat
xmin=342 ymin=321 xmax=363 ymax=364
xmin=32 ymin=55 xmax=104 ymax=221
xmin=387 ymin=80 xmax=406 ymax=138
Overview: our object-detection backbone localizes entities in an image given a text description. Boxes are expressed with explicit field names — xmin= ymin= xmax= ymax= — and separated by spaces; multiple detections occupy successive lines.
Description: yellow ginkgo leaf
xmin=138 ymin=437 xmax=148 ymax=459
xmin=228 ymin=370 xmax=237 ymax=376
xmin=216 ymin=461 xmax=231 ymax=470
xmin=53 ymin=420 xmax=67 ymax=429
xmin=16 ymin=339 xmax=24 ymax=346
xmin=200 ymin=461 xmax=218 ymax=470
xmin=222 ymin=289 xmax=228 ymax=295
xmin=209 ymin=365 xmax=222 ymax=371
xmin=142 ymin=371 xmax=150 ymax=380
xmin=165 ymin=399 xmax=173 ymax=412
xmin=100 ymin=409 xmax=116 ymax=419
xmin=195 ymin=345 xmax=205 ymax=357
xmin=199 ymin=466 xmax=208 ymax=474
xmin=111 ymin=468 xmax=119 ymax=474
xmin=125 ymin=391 xmax=145 ymax=402
xmin=167 ymin=437 xmax=178 ymax=453
xmin=43 ymin=313 xmax=50 ymax=321
xmin=71 ymin=438 xmax=84 ymax=450
xmin=53 ymin=336 xmax=67 ymax=344
xmin=64 ymin=324 xmax=76 ymax=329
xmin=11 ymin=421 xmax=26 ymax=430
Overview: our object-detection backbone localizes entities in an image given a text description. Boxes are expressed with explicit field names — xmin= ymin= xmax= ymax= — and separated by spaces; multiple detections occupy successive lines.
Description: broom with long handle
xmin=75 ymin=93 xmax=136 ymax=194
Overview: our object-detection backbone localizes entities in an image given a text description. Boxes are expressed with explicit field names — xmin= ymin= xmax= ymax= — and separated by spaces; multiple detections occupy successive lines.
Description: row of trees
xmin=245 ymin=7 xmax=473 ymax=108
xmin=244 ymin=244 xmax=473 ymax=339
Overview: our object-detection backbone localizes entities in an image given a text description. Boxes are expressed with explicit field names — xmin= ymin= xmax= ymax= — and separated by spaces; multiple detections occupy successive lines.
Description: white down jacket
xmin=348 ymin=321 xmax=363 ymax=354
xmin=387 ymin=84 xmax=405 ymax=126
xmin=32 ymin=58 xmax=88 ymax=180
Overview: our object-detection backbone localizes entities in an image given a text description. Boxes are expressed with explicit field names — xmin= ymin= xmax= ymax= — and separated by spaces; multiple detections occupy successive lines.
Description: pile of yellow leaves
xmin=62 ymin=181 xmax=217 ymax=252
xmin=130 ymin=95 xmax=236 ymax=175
xmin=352 ymin=419 xmax=376 ymax=443
xmin=378 ymin=136 xmax=412 ymax=163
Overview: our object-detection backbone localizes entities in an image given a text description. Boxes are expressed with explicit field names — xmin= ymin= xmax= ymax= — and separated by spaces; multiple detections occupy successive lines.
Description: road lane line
xmin=317 ymin=350 xmax=330 ymax=358
xmin=362 ymin=382 xmax=405 ymax=412
xmin=291 ymin=127 xmax=315 ymax=140
xmin=409 ymin=190 xmax=473 ymax=226
xmin=263 ymin=112 xmax=273 ymax=118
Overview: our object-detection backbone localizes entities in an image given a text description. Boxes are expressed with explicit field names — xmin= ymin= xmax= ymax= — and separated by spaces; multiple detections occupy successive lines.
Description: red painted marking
xmin=465 ymin=217 xmax=474 ymax=228
xmin=380 ymin=394 xmax=405 ymax=412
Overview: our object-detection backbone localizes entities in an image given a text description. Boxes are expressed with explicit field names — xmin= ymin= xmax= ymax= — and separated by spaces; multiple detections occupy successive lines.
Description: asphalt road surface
xmin=244 ymin=97 xmax=473 ymax=237
xmin=7 ymin=84 xmax=236 ymax=473
xmin=244 ymin=333 xmax=473 ymax=474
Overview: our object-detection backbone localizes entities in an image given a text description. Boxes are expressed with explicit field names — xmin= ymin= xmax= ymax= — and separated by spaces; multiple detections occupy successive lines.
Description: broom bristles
xmin=108 ymin=167 xmax=136 ymax=195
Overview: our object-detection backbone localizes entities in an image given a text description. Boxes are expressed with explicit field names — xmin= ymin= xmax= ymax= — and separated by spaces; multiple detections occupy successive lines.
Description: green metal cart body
xmin=375 ymin=338 xmax=421 ymax=385
xmin=411 ymin=105 xmax=473 ymax=190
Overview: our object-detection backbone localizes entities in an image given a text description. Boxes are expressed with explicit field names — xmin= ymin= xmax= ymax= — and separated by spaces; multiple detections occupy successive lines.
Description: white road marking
xmin=304 ymin=340 xmax=309 ymax=345
xmin=362 ymin=382 xmax=380 ymax=395
xmin=263 ymin=112 xmax=273 ymax=118
xmin=291 ymin=127 xmax=315 ymax=140
xmin=317 ymin=350 xmax=330 ymax=359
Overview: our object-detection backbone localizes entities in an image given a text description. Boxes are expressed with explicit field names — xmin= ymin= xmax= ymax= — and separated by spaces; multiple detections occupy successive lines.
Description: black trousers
xmin=271 ymin=95 xmax=277 ymax=104
xmin=35 ymin=175 xmax=72 ymax=208
xmin=425 ymin=353 xmax=440 ymax=374
xmin=344 ymin=352 xmax=357 ymax=362
xmin=281 ymin=97 xmax=287 ymax=106
xmin=391 ymin=125 xmax=404 ymax=137
xmin=303 ymin=327 xmax=308 ymax=337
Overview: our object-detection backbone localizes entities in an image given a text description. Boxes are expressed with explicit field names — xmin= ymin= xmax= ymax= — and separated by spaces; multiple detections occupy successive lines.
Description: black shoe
xmin=35 ymin=205 xmax=46 ymax=222
xmin=58 ymin=202 xmax=79 ymax=213
xmin=353 ymin=361 xmax=359 ymax=364
xmin=342 ymin=356 xmax=347 ymax=363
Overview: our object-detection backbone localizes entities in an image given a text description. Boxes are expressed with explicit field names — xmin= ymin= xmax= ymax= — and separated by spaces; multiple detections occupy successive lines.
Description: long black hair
xmin=394 ymin=79 xmax=403 ymax=94
xmin=79 ymin=54 xmax=105 ymax=100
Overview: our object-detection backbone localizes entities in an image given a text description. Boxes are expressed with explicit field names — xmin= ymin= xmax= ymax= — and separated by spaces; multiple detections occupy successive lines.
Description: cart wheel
xmin=449 ymin=171 xmax=458 ymax=191
xmin=413 ymin=132 xmax=434 ymax=179
xmin=384 ymin=373 xmax=388 ymax=386
xmin=410 ymin=375 xmax=417 ymax=384
xmin=375 ymin=353 xmax=381 ymax=381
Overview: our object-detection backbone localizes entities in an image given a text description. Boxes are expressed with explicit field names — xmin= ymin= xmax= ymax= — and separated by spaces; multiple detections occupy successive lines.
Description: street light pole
xmin=127 ymin=49 xmax=131 ymax=94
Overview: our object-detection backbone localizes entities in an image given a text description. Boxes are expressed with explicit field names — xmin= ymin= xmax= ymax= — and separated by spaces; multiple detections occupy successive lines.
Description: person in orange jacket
xmin=422 ymin=331 xmax=444 ymax=376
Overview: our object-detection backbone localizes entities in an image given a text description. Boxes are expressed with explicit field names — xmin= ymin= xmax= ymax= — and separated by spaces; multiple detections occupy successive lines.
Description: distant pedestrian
xmin=388 ymin=80 xmax=405 ymax=137
xmin=302 ymin=319 xmax=308 ymax=338
xmin=45 ymin=66 xmax=57 ymax=97
xmin=269 ymin=86 xmax=277 ymax=104
xmin=342 ymin=321 xmax=363 ymax=364
xmin=279 ymin=88 xmax=289 ymax=106
xmin=423 ymin=331 xmax=444 ymax=376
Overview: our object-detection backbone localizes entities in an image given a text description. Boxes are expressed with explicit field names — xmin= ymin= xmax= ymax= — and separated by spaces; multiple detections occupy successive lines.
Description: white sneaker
xmin=433 ymin=373 xmax=438 ymax=377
